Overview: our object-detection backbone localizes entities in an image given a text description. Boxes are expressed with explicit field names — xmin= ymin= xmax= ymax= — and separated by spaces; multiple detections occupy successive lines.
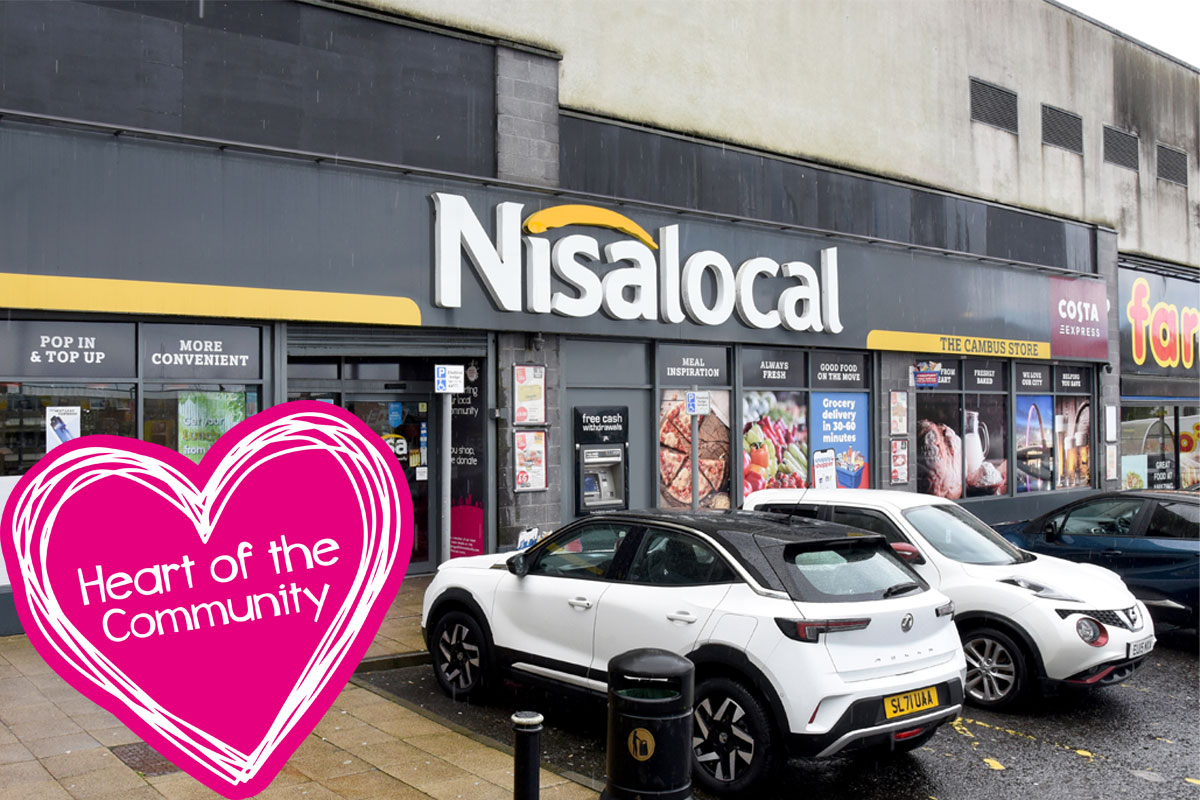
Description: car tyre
xmin=431 ymin=610 xmax=491 ymax=701
xmin=962 ymin=626 xmax=1029 ymax=709
xmin=691 ymin=677 xmax=776 ymax=795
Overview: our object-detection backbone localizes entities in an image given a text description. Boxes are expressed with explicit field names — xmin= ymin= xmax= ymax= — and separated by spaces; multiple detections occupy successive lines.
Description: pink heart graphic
xmin=1 ymin=401 xmax=412 ymax=798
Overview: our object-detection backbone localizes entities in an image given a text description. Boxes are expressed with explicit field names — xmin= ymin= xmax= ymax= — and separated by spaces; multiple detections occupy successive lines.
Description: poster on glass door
xmin=46 ymin=406 xmax=81 ymax=451
xmin=810 ymin=392 xmax=869 ymax=488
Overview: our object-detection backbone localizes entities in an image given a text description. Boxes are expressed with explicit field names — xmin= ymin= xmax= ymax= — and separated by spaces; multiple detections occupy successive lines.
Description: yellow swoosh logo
xmin=523 ymin=204 xmax=657 ymax=250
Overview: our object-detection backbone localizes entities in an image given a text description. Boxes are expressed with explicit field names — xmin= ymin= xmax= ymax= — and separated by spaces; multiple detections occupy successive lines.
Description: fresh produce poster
xmin=742 ymin=392 xmax=809 ymax=496
xmin=810 ymin=392 xmax=870 ymax=489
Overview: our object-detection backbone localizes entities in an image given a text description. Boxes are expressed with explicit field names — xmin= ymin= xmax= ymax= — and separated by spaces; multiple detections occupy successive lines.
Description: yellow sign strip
xmin=0 ymin=272 xmax=422 ymax=326
xmin=867 ymin=330 xmax=1049 ymax=359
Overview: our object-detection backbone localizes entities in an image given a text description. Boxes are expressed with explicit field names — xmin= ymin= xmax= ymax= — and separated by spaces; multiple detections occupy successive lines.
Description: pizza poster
xmin=658 ymin=389 xmax=732 ymax=508
xmin=810 ymin=392 xmax=870 ymax=489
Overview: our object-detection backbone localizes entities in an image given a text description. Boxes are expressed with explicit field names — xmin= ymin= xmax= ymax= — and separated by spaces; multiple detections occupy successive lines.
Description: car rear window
xmin=768 ymin=540 xmax=927 ymax=603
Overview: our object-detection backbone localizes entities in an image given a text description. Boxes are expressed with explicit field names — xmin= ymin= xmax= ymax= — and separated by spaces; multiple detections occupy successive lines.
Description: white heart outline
xmin=7 ymin=409 xmax=407 ymax=792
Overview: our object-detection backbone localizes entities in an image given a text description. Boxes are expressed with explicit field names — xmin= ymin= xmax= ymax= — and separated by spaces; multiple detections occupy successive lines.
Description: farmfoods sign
xmin=433 ymin=194 xmax=844 ymax=333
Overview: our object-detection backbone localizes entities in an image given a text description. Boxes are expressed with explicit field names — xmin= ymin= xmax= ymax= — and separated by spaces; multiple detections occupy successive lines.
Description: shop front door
xmin=344 ymin=394 xmax=438 ymax=574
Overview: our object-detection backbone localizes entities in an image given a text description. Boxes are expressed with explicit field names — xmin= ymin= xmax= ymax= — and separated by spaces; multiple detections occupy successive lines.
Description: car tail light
xmin=1076 ymin=617 xmax=1108 ymax=647
xmin=895 ymin=726 xmax=926 ymax=740
xmin=775 ymin=617 xmax=871 ymax=643
xmin=936 ymin=600 xmax=955 ymax=619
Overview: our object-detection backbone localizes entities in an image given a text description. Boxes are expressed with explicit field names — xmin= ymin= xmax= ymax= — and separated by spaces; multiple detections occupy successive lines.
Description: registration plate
xmin=1128 ymin=635 xmax=1155 ymax=658
xmin=883 ymin=686 xmax=939 ymax=719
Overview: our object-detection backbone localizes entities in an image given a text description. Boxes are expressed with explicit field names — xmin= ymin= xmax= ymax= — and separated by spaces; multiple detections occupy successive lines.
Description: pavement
xmin=0 ymin=574 xmax=602 ymax=800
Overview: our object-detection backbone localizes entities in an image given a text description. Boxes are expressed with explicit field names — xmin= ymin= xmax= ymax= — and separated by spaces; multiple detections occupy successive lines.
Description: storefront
xmin=1116 ymin=261 xmax=1200 ymax=490
xmin=0 ymin=115 xmax=1115 ymax=633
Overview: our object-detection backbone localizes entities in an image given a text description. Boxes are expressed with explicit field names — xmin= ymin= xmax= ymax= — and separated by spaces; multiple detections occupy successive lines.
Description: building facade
xmin=0 ymin=0 xmax=1196 ymax=634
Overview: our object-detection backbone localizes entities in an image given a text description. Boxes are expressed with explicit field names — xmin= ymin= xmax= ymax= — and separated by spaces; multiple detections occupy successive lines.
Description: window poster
xmin=513 ymin=430 xmax=546 ymax=492
xmin=451 ymin=359 xmax=487 ymax=556
xmin=1054 ymin=397 xmax=1092 ymax=488
xmin=177 ymin=392 xmax=247 ymax=464
xmin=890 ymin=439 xmax=909 ymax=485
xmin=659 ymin=389 xmax=731 ymax=508
xmin=1121 ymin=454 xmax=1148 ymax=490
xmin=915 ymin=394 xmax=962 ymax=499
xmin=46 ymin=406 xmax=81 ymax=451
xmin=964 ymin=394 xmax=1008 ymax=497
xmin=1015 ymin=395 xmax=1055 ymax=493
xmin=742 ymin=392 xmax=808 ymax=495
xmin=810 ymin=392 xmax=869 ymax=489
xmin=513 ymin=364 xmax=546 ymax=425
xmin=889 ymin=390 xmax=908 ymax=435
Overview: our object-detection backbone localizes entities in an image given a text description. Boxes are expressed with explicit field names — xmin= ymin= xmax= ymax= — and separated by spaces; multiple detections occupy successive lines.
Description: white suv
xmin=423 ymin=510 xmax=965 ymax=794
xmin=744 ymin=489 xmax=1155 ymax=709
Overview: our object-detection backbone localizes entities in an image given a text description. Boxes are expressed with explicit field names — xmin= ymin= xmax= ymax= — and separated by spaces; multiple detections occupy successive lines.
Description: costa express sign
xmin=1119 ymin=268 xmax=1200 ymax=376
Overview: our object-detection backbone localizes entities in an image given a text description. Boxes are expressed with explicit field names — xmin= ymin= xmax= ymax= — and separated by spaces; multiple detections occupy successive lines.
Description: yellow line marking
xmin=522 ymin=204 xmax=658 ymax=250
xmin=1185 ymin=777 xmax=1200 ymax=785
xmin=983 ymin=757 xmax=1005 ymax=770
xmin=0 ymin=272 xmax=422 ymax=326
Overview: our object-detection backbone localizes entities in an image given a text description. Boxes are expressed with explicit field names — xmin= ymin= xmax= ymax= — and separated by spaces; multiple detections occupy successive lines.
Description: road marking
xmin=1185 ymin=777 xmax=1200 ymax=785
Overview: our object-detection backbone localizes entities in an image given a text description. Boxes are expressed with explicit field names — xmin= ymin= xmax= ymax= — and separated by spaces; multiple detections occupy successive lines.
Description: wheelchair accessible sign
xmin=434 ymin=364 xmax=465 ymax=394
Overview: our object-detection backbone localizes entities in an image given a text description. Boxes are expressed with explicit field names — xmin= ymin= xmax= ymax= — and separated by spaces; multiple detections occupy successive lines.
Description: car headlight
xmin=999 ymin=576 xmax=1081 ymax=603
xmin=1076 ymin=617 xmax=1109 ymax=647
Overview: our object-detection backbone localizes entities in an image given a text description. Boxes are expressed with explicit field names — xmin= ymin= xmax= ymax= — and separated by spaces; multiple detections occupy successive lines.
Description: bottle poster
xmin=810 ymin=392 xmax=869 ymax=488
xmin=46 ymin=406 xmax=81 ymax=451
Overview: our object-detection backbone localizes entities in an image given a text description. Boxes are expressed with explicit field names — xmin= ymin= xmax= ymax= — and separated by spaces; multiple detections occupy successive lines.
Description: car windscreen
xmin=902 ymin=504 xmax=1032 ymax=565
xmin=767 ymin=539 xmax=927 ymax=603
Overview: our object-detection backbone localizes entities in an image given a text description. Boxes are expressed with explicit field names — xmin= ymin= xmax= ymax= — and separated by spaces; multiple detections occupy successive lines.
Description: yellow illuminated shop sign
xmin=867 ymin=330 xmax=1050 ymax=359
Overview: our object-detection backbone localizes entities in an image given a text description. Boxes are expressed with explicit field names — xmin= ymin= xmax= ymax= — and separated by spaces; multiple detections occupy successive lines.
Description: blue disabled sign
xmin=435 ymin=364 xmax=465 ymax=394
xmin=685 ymin=391 xmax=710 ymax=415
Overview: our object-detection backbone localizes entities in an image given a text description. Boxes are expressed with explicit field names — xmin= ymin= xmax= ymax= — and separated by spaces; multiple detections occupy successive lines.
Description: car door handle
xmin=1101 ymin=549 xmax=1124 ymax=555
xmin=666 ymin=611 xmax=697 ymax=623
xmin=567 ymin=597 xmax=593 ymax=610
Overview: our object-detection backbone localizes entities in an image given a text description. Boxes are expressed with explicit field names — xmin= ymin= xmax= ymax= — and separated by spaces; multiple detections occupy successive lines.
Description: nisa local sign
xmin=432 ymin=194 xmax=844 ymax=333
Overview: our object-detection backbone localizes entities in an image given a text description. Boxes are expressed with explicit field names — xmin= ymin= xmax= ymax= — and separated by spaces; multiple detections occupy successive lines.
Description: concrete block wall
xmin=496 ymin=46 xmax=560 ymax=187
xmin=496 ymin=332 xmax=562 ymax=549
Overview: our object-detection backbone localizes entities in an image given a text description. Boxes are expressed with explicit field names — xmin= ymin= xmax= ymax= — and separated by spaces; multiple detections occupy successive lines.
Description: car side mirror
xmin=891 ymin=542 xmax=926 ymax=565
xmin=507 ymin=552 xmax=530 ymax=577
xmin=1042 ymin=520 xmax=1059 ymax=542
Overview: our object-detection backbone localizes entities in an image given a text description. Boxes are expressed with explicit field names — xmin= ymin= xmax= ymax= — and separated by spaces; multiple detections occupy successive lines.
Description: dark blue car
xmin=995 ymin=491 xmax=1199 ymax=628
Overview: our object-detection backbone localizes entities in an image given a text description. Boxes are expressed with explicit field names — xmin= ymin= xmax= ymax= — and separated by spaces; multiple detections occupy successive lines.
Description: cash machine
xmin=574 ymin=406 xmax=629 ymax=515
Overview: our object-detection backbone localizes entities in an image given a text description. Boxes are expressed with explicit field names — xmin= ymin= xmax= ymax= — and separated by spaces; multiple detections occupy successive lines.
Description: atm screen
xmin=582 ymin=473 xmax=600 ymax=496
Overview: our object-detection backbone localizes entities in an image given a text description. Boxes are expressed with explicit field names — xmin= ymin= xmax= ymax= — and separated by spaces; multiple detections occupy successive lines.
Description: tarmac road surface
xmin=360 ymin=625 xmax=1198 ymax=800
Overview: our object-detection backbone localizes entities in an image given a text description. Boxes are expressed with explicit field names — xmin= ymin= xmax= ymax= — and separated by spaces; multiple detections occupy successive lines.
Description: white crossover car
xmin=423 ymin=510 xmax=966 ymax=794
xmin=744 ymin=490 xmax=1155 ymax=709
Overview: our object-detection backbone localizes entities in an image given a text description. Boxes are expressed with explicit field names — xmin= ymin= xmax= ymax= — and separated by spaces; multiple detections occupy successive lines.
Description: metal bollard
xmin=511 ymin=710 xmax=543 ymax=800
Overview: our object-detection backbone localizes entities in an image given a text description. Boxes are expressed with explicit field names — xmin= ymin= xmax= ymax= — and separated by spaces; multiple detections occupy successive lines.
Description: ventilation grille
xmin=1104 ymin=126 xmax=1139 ymax=171
xmin=970 ymin=78 xmax=1018 ymax=134
xmin=1042 ymin=105 xmax=1083 ymax=154
xmin=1157 ymin=144 xmax=1188 ymax=185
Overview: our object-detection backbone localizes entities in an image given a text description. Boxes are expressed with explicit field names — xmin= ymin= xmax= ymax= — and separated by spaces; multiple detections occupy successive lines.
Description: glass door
xmin=343 ymin=393 xmax=438 ymax=574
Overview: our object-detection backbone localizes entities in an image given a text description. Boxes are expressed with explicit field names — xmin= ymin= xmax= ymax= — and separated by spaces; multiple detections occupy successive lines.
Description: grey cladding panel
xmin=2 ymin=0 xmax=495 ymax=175
xmin=560 ymin=115 xmax=1093 ymax=272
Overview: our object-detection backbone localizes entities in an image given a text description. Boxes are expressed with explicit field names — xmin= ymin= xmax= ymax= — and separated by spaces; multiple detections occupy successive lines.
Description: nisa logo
xmin=432 ymin=193 xmax=843 ymax=332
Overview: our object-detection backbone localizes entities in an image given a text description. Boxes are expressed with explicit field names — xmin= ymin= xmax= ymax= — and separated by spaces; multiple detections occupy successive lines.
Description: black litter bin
xmin=602 ymin=648 xmax=694 ymax=800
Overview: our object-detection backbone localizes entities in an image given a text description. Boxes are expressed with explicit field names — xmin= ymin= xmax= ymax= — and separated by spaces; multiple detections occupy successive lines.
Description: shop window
xmin=1053 ymin=397 xmax=1091 ymax=489
xmin=0 ymin=383 xmax=136 ymax=476
xmin=144 ymin=385 xmax=260 ymax=464
xmin=1120 ymin=406 xmax=1194 ymax=489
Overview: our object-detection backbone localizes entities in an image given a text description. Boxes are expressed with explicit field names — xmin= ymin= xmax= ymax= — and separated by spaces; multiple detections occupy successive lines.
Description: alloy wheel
xmin=437 ymin=622 xmax=480 ymax=691
xmin=693 ymin=694 xmax=756 ymax=783
xmin=964 ymin=635 xmax=1017 ymax=703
